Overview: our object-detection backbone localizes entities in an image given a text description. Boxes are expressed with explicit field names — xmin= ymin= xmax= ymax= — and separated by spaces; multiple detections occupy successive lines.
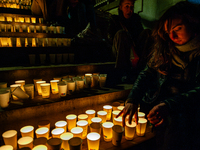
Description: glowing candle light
xmin=0 ymin=145 xmax=13 ymax=150
xmin=114 ymin=116 xmax=123 ymax=126
xmin=66 ymin=114 xmax=77 ymax=132
xmin=91 ymin=117 xmax=102 ymax=124
xmin=36 ymin=81 xmax=46 ymax=95
xmin=2 ymin=130 xmax=17 ymax=150
xmin=78 ymin=114 xmax=88 ymax=121
xmin=51 ymin=128 xmax=65 ymax=138
xmin=136 ymin=118 xmax=147 ymax=136
xmin=60 ymin=132 xmax=73 ymax=150
xmin=125 ymin=121 xmax=136 ymax=140
xmin=87 ymin=132 xmax=100 ymax=150
xmin=77 ymin=120 xmax=88 ymax=139
xmin=50 ymin=80 xmax=59 ymax=94
xmin=55 ymin=120 xmax=67 ymax=132
xmin=20 ymin=125 xmax=34 ymax=138
xmin=35 ymin=127 xmax=49 ymax=139
xmin=102 ymin=122 xmax=114 ymax=142
xmin=85 ymin=110 xmax=96 ymax=124
xmin=112 ymin=110 xmax=120 ymax=122
xmin=71 ymin=127 xmax=83 ymax=138
xmin=32 ymin=145 xmax=47 ymax=150
xmin=97 ymin=110 xmax=107 ymax=123
xmin=103 ymin=105 xmax=112 ymax=120
xmin=17 ymin=136 xmax=33 ymax=149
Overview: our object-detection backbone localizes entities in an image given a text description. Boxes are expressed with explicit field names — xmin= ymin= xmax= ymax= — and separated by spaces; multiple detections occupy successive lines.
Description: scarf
xmin=172 ymin=35 xmax=200 ymax=69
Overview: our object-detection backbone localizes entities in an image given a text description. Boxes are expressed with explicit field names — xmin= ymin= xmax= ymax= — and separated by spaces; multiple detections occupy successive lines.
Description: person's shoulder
xmin=131 ymin=13 xmax=142 ymax=21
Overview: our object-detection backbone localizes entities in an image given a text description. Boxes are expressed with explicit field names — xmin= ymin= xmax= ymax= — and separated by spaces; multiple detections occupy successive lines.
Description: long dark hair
xmin=148 ymin=1 xmax=200 ymax=75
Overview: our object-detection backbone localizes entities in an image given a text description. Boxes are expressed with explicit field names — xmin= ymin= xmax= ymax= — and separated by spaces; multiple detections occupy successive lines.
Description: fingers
xmin=155 ymin=119 xmax=164 ymax=127
xmin=116 ymin=110 xmax=123 ymax=118
xmin=122 ymin=108 xmax=129 ymax=127
xmin=129 ymin=109 xmax=134 ymax=125
xmin=134 ymin=111 xmax=138 ymax=125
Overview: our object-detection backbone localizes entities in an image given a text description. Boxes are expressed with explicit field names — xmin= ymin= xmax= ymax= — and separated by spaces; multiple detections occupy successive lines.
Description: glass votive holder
xmin=89 ymin=123 xmax=101 ymax=135
xmin=33 ymin=137 xmax=47 ymax=147
xmin=10 ymin=84 xmax=21 ymax=100
xmin=136 ymin=118 xmax=147 ymax=136
xmin=23 ymin=84 xmax=34 ymax=99
xmin=112 ymin=102 xmax=121 ymax=111
xmin=68 ymin=137 xmax=82 ymax=150
xmin=47 ymin=138 xmax=62 ymax=150
xmin=103 ymin=105 xmax=112 ymax=121
xmin=97 ymin=110 xmax=107 ymax=123
xmin=2 ymin=130 xmax=17 ymax=150
xmin=117 ymin=106 xmax=124 ymax=111
xmin=76 ymin=120 xmax=88 ymax=139
xmin=36 ymin=81 xmax=46 ymax=95
xmin=114 ymin=116 xmax=122 ymax=126
xmin=40 ymin=83 xmax=50 ymax=98
xmin=51 ymin=128 xmax=65 ymax=138
xmin=112 ymin=125 xmax=124 ymax=146
xmin=67 ymin=81 xmax=75 ymax=95
xmin=78 ymin=114 xmax=88 ymax=121
xmin=17 ymin=136 xmax=33 ymax=149
xmin=33 ymin=79 xmax=42 ymax=91
xmin=25 ymin=17 xmax=30 ymax=23
xmin=91 ymin=117 xmax=102 ymax=124
xmin=60 ymin=132 xmax=73 ymax=150
xmin=31 ymin=17 xmax=36 ymax=23
xmin=35 ymin=127 xmax=49 ymax=139
xmin=0 ymin=145 xmax=13 ymax=150
xmin=50 ymin=80 xmax=59 ymax=94
xmin=125 ymin=121 xmax=136 ymax=140
xmin=85 ymin=109 xmax=96 ymax=124
xmin=66 ymin=114 xmax=77 ymax=132
xmin=55 ymin=120 xmax=67 ymax=132
xmin=102 ymin=122 xmax=114 ymax=142
xmin=32 ymin=145 xmax=47 ymax=150
xmin=58 ymin=83 xmax=67 ymax=97
xmin=87 ymin=132 xmax=100 ymax=150
xmin=20 ymin=125 xmax=34 ymax=138
xmin=71 ymin=127 xmax=83 ymax=138
xmin=112 ymin=110 xmax=120 ymax=122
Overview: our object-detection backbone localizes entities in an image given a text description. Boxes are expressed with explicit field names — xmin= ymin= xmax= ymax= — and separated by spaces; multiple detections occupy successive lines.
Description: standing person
xmin=107 ymin=0 xmax=144 ymax=83
xmin=117 ymin=1 xmax=200 ymax=150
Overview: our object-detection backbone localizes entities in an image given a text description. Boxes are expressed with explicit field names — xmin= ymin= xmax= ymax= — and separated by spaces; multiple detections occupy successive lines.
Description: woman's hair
xmin=148 ymin=1 xmax=200 ymax=75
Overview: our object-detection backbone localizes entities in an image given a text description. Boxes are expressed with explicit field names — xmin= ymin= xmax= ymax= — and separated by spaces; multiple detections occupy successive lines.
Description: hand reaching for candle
xmin=147 ymin=102 xmax=169 ymax=127
xmin=116 ymin=103 xmax=138 ymax=127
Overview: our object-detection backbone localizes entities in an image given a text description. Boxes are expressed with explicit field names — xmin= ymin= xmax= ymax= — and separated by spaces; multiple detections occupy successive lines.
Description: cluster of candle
xmin=0 ymin=103 xmax=148 ymax=150
xmin=0 ymin=0 xmax=31 ymax=9
xmin=0 ymin=73 xmax=108 ymax=108
xmin=0 ymin=37 xmax=71 ymax=47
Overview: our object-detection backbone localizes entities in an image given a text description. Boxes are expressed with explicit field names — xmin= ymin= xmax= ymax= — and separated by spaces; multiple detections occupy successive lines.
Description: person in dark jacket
xmin=117 ymin=1 xmax=200 ymax=150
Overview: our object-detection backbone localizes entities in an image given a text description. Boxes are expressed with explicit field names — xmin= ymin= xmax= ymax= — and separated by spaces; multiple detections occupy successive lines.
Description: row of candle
xmin=0 ymin=16 xmax=40 ymax=24
xmin=0 ymin=37 xmax=71 ymax=47
xmin=0 ymin=103 xmax=147 ymax=150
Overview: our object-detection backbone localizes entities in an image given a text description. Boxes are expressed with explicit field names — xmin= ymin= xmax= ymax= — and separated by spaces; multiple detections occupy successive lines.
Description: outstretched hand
xmin=116 ymin=103 xmax=138 ymax=127
xmin=147 ymin=102 xmax=169 ymax=127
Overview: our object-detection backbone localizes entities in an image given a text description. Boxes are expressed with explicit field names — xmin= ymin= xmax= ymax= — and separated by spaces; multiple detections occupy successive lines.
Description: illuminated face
xmin=164 ymin=18 xmax=193 ymax=45
xmin=119 ymin=0 xmax=134 ymax=19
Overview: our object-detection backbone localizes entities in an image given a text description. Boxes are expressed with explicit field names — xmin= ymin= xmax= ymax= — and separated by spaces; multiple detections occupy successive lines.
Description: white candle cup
xmin=60 ymin=132 xmax=73 ymax=150
xmin=10 ymin=84 xmax=21 ymax=100
xmin=136 ymin=118 xmax=147 ymax=136
xmin=25 ymin=17 xmax=30 ymax=23
xmin=58 ymin=84 xmax=67 ymax=97
xmin=33 ymin=79 xmax=42 ymax=91
xmin=6 ymin=17 xmax=12 ymax=22
xmin=71 ymin=127 xmax=83 ymax=138
xmin=91 ymin=117 xmax=102 ymax=124
xmin=75 ymin=79 xmax=84 ymax=92
xmin=56 ymin=54 xmax=62 ymax=64
xmin=36 ymin=81 xmax=46 ymax=95
xmin=0 ymin=91 xmax=10 ymax=108
xmin=17 ymin=136 xmax=33 ymax=149
xmin=67 ymin=81 xmax=75 ymax=95
xmin=51 ymin=128 xmax=65 ymax=138
xmin=68 ymin=137 xmax=82 ymax=150
xmin=19 ymin=17 xmax=24 ymax=23
xmin=125 ymin=121 xmax=136 ymax=140
xmin=47 ymin=138 xmax=62 ymax=150
xmin=38 ymin=120 xmax=50 ymax=130
xmin=39 ymin=54 xmax=46 ymax=64
xmin=102 ymin=122 xmax=114 ymax=142
xmin=138 ymin=112 xmax=145 ymax=118
xmin=112 ymin=125 xmax=124 ymax=146
xmin=23 ymin=84 xmax=34 ymax=99
xmin=0 ymin=145 xmax=13 ymax=150
xmin=40 ymin=83 xmax=50 ymax=99
xmin=114 ymin=116 xmax=122 ymax=126
xmin=36 ymin=25 xmax=41 ymax=33
xmin=33 ymin=137 xmax=47 ymax=147
xmin=66 ymin=114 xmax=77 ymax=132
xmin=2 ymin=130 xmax=17 ymax=150
xmin=35 ymin=127 xmax=49 ymax=139
xmin=31 ymin=17 xmax=36 ymax=23
xmin=87 ymin=132 xmax=100 ymax=150
xmin=16 ymin=38 xmax=21 ymax=47
xmin=15 ymin=80 xmax=25 ymax=91
xmin=117 ymin=106 xmax=124 ymax=111
xmin=0 ymin=88 xmax=11 ymax=99
xmin=99 ymin=74 xmax=107 ymax=88
xmin=55 ymin=120 xmax=67 ymax=132
xmin=78 ymin=114 xmax=88 ymax=121
xmin=6 ymin=24 xmax=13 ymax=32
xmin=85 ymin=109 xmax=96 ymax=124
xmin=97 ymin=111 xmax=107 ymax=123
xmin=92 ymin=75 xmax=99 ymax=88
xmin=20 ymin=125 xmax=34 ymax=138
xmin=112 ymin=102 xmax=121 ymax=111
xmin=89 ymin=123 xmax=101 ymax=135
xmin=125 ymin=115 xmax=135 ymax=123
xmin=29 ymin=25 xmax=35 ymax=33
xmin=50 ymin=80 xmax=59 ymax=94
xmin=77 ymin=120 xmax=88 ymax=139
xmin=0 ymin=24 xmax=6 ymax=32
xmin=42 ymin=26 xmax=47 ymax=33
xmin=21 ymin=25 xmax=27 ymax=32
xmin=112 ymin=110 xmax=121 ymax=122
xmin=32 ymin=145 xmax=47 ymax=150
xmin=103 ymin=105 xmax=112 ymax=121
xmin=0 ymin=16 xmax=5 ymax=21
xmin=12 ymin=86 xmax=29 ymax=99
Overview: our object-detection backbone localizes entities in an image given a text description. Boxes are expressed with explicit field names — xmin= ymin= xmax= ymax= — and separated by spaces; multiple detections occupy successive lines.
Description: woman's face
xmin=119 ymin=0 xmax=134 ymax=19
xmin=164 ymin=18 xmax=193 ymax=45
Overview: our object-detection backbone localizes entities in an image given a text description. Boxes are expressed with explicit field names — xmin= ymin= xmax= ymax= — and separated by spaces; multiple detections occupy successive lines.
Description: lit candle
xmin=85 ymin=110 xmax=96 ymax=124
xmin=102 ymin=122 xmax=114 ymax=142
xmin=136 ymin=118 xmax=147 ymax=136
xmin=71 ymin=127 xmax=83 ymax=138
xmin=103 ymin=105 xmax=112 ymax=120
xmin=117 ymin=106 xmax=124 ymax=111
xmin=17 ymin=136 xmax=33 ymax=149
xmin=20 ymin=125 xmax=34 ymax=138
xmin=66 ymin=114 xmax=77 ymax=132
xmin=78 ymin=114 xmax=88 ymax=121
xmin=97 ymin=110 xmax=107 ymax=123
xmin=114 ymin=116 xmax=123 ymax=126
xmin=91 ymin=117 xmax=102 ymax=124
xmin=15 ymin=80 xmax=25 ymax=91
xmin=138 ymin=112 xmax=145 ymax=118
xmin=55 ymin=120 xmax=67 ymax=132
xmin=32 ymin=145 xmax=47 ymax=150
xmin=36 ymin=81 xmax=46 ymax=95
xmin=60 ymin=132 xmax=73 ymax=150
xmin=0 ymin=145 xmax=13 ymax=150
xmin=40 ymin=83 xmax=50 ymax=99
xmin=112 ymin=110 xmax=120 ymax=122
xmin=87 ymin=132 xmax=100 ymax=150
xmin=6 ymin=17 xmax=12 ymax=22
xmin=19 ymin=17 xmax=24 ymax=23
xmin=125 ymin=121 xmax=136 ymax=140
xmin=50 ymin=80 xmax=59 ymax=94
xmin=31 ymin=17 xmax=36 ymax=23
xmin=35 ymin=127 xmax=49 ymax=139
xmin=76 ymin=120 xmax=88 ymax=139
xmin=51 ymin=128 xmax=65 ymax=138
xmin=10 ymin=84 xmax=21 ymax=100
xmin=2 ymin=130 xmax=17 ymax=150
